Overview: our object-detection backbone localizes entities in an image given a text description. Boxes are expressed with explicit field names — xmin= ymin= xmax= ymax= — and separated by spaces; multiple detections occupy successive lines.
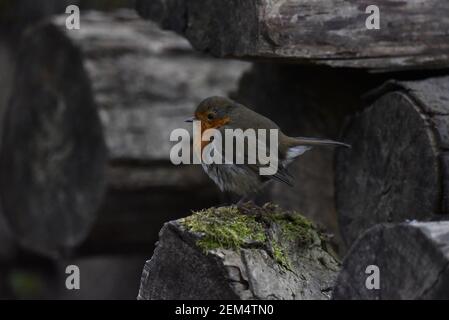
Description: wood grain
xmin=137 ymin=0 xmax=449 ymax=71
xmin=335 ymin=76 xmax=449 ymax=246
xmin=333 ymin=221 xmax=449 ymax=299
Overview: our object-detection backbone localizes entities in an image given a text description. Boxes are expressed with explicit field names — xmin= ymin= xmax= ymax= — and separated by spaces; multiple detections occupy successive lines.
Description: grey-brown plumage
xmin=188 ymin=96 xmax=350 ymax=197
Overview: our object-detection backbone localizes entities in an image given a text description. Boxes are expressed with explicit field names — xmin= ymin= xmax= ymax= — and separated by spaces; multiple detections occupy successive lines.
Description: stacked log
xmin=336 ymin=77 xmax=449 ymax=246
xmin=137 ymin=0 xmax=449 ymax=300
xmin=333 ymin=221 xmax=449 ymax=299
xmin=136 ymin=0 xmax=449 ymax=71
xmin=0 ymin=1 xmax=107 ymax=258
xmin=1 ymin=0 xmax=449 ymax=300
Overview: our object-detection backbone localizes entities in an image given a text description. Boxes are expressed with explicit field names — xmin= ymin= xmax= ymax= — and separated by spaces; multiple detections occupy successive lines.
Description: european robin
xmin=186 ymin=96 xmax=350 ymax=201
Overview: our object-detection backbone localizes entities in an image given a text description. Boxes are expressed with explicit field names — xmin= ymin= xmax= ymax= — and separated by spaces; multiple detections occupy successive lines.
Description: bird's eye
xmin=207 ymin=113 xmax=214 ymax=120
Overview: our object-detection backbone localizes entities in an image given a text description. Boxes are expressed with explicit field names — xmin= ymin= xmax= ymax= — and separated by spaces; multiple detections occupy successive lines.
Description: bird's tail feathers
xmin=293 ymin=137 xmax=351 ymax=148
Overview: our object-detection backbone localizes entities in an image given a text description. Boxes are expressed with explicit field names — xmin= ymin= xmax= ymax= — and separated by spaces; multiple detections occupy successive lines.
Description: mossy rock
xmin=139 ymin=203 xmax=340 ymax=300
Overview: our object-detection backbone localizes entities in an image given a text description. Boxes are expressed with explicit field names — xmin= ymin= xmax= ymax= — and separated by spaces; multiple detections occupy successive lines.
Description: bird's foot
xmin=236 ymin=199 xmax=264 ymax=218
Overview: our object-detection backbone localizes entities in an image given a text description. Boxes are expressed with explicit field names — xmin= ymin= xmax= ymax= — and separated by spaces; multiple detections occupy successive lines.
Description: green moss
xmin=267 ymin=211 xmax=316 ymax=244
xmin=181 ymin=206 xmax=266 ymax=251
xmin=180 ymin=203 xmax=321 ymax=270
xmin=271 ymin=240 xmax=292 ymax=270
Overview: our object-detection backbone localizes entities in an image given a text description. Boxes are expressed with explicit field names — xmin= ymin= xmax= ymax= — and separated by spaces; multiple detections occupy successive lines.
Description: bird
xmin=186 ymin=96 xmax=350 ymax=203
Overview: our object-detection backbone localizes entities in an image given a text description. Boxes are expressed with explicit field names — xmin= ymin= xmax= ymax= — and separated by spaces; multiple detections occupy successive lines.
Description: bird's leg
xmin=236 ymin=194 xmax=253 ymax=206
xmin=236 ymin=193 xmax=261 ymax=217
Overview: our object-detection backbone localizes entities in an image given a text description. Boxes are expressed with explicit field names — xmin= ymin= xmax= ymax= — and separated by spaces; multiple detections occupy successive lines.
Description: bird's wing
xmin=209 ymin=127 xmax=294 ymax=187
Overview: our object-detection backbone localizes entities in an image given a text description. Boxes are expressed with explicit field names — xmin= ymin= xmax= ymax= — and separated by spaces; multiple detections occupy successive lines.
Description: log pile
xmin=0 ymin=6 xmax=250 ymax=258
xmin=0 ymin=4 xmax=250 ymax=298
xmin=1 ymin=0 xmax=449 ymax=300
xmin=137 ymin=0 xmax=449 ymax=299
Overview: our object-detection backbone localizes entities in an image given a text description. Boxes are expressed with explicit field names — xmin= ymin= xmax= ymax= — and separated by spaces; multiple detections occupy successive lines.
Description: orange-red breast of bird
xmin=194 ymin=110 xmax=230 ymax=155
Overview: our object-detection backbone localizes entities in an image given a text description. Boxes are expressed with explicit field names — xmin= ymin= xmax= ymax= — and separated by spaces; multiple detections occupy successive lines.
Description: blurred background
xmin=0 ymin=0 xmax=253 ymax=299
xmin=0 ymin=0 xmax=371 ymax=299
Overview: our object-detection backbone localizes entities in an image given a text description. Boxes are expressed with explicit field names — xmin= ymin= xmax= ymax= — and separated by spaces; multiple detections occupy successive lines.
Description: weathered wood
xmin=0 ymin=40 xmax=16 ymax=262
xmin=138 ymin=204 xmax=339 ymax=300
xmin=52 ymin=10 xmax=250 ymax=254
xmin=0 ymin=23 xmax=107 ymax=258
xmin=136 ymin=0 xmax=449 ymax=71
xmin=333 ymin=221 xmax=449 ymax=299
xmin=335 ymin=76 xmax=449 ymax=246
xmin=54 ymin=9 xmax=250 ymax=163
xmin=234 ymin=63 xmax=384 ymax=253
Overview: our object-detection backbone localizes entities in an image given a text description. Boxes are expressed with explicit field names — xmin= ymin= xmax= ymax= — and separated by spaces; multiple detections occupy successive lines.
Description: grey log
xmin=138 ymin=205 xmax=340 ymax=300
xmin=333 ymin=221 xmax=449 ymax=299
xmin=0 ymin=23 xmax=107 ymax=258
xmin=136 ymin=0 xmax=449 ymax=72
xmin=335 ymin=77 xmax=449 ymax=246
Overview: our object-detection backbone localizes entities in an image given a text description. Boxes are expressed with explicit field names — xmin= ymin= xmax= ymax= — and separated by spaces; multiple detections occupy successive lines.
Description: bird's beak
xmin=185 ymin=116 xmax=195 ymax=123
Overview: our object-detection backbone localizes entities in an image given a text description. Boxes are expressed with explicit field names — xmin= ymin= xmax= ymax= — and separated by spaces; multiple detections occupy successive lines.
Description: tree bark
xmin=333 ymin=221 xmax=449 ymax=299
xmin=136 ymin=0 xmax=449 ymax=72
xmin=335 ymin=77 xmax=449 ymax=246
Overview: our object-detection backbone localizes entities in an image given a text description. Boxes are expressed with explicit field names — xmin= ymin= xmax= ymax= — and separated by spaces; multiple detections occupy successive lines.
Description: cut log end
xmin=138 ymin=203 xmax=340 ymax=300
xmin=336 ymin=77 xmax=449 ymax=246
xmin=333 ymin=221 xmax=449 ymax=300
xmin=0 ymin=23 xmax=107 ymax=258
